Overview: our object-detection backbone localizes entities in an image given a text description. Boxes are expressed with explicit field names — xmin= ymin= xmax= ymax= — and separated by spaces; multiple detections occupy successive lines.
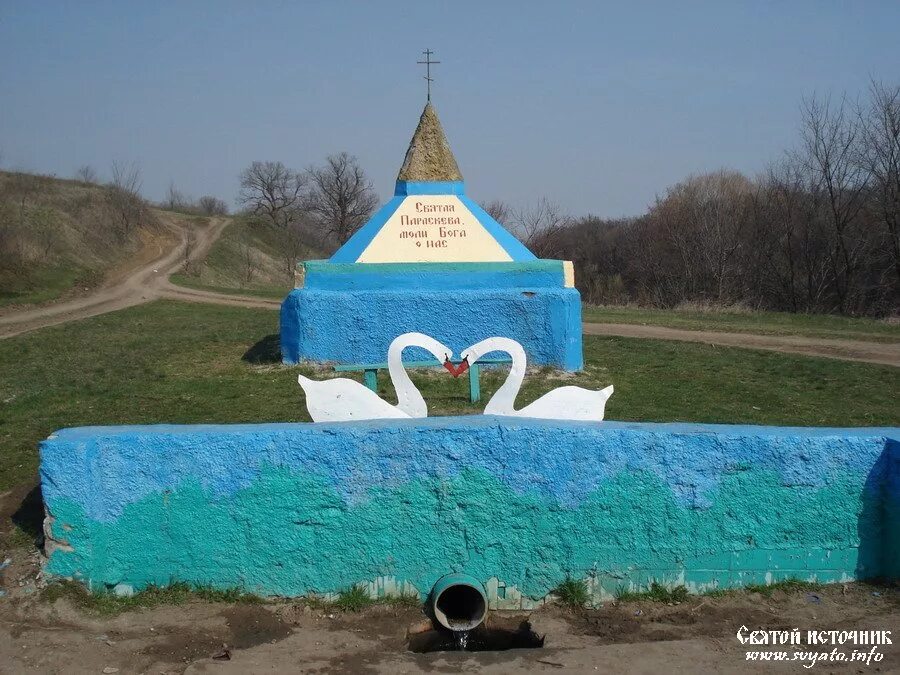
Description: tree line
xmin=233 ymin=81 xmax=899 ymax=317
xmin=512 ymin=82 xmax=898 ymax=317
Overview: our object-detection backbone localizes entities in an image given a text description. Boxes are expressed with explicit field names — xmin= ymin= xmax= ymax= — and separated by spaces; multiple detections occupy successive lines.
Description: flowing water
xmin=408 ymin=620 xmax=544 ymax=653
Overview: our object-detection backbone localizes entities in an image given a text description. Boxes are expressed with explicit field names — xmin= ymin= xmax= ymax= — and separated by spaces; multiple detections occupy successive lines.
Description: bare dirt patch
xmin=138 ymin=604 xmax=293 ymax=665
xmin=0 ymin=576 xmax=895 ymax=674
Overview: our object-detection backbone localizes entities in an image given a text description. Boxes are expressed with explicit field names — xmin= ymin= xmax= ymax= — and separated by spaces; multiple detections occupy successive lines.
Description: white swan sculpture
xmin=298 ymin=332 xmax=453 ymax=423
xmin=460 ymin=337 xmax=614 ymax=421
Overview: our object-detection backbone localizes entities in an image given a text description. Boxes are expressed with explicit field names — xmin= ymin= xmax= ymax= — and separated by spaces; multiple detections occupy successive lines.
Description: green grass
xmin=301 ymin=590 xmax=419 ymax=613
xmin=0 ymin=300 xmax=898 ymax=493
xmin=169 ymin=273 xmax=287 ymax=300
xmin=3 ymin=524 xmax=33 ymax=549
xmin=616 ymin=582 xmax=690 ymax=603
xmin=0 ymin=265 xmax=101 ymax=308
xmin=41 ymin=580 xmax=263 ymax=616
xmin=554 ymin=578 xmax=590 ymax=608
xmin=582 ymin=305 xmax=900 ymax=342
xmin=698 ymin=588 xmax=730 ymax=598
xmin=329 ymin=586 xmax=420 ymax=611
xmin=333 ymin=585 xmax=375 ymax=612
xmin=612 ymin=579 xmax=827 ymax=603
xmin=742 ymin=579 xmax=823 ymax=597
xmin=41 ymin=578 xmax=421 ymax=615
xmin=378 ymin=593 xmax=422 ymax=608
xmin=696 ymin=578 xmax=824 ymax=599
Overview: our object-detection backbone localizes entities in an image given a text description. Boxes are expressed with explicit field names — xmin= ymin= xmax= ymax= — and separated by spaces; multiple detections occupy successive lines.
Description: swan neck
xmin=483 ymin=341 xmax=527 ymax=414
xmin=388 ymin=337 xmax=428 ymax=417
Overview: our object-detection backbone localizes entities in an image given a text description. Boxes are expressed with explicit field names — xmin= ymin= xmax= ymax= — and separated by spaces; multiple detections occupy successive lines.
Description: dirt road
xmin=0 ymin=215 xmax=275 ymax=339
xmin=583 ymin=322 xmax=900 ymax=367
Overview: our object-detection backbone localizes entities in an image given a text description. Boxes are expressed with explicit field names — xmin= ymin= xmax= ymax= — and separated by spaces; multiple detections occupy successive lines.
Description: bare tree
xmin=278 ymin=219 xmax=310 ymax=284
xmin=798 ymin=94 xmax=869 ymax=312
xmin=512 ymin=197 xmax=569 ymax=258
xmin=110 ymin=160 xmax=142 ymax=195
xmin=859 ymin=80 xmax=900 ymax=286
xmin=74 ymin=165 xmax=98 ymax=184
xmin=238 ymin=229 xmax=258 ymax=285
xmin=30 ymin=207 xmax=57 ymax=261
xmin=305 ymin=152 xmax=378 ymax=245
xmin=755 ymin=160 xmax=822 ymax=311
xmin=0 ymin=202 xmax=23 ymax=278
xmin=484 ymin=200 xmax=511 ymax=226
xmin=107 ymin=161 xmax=147 ymax=238
xmin=6 ymin=172 xmax=40 ymax=209
xmin=181 ymin=225 xmax=199 ymax=276
xmin=166 ymin=181 xmax=189 ymax=211
xmin=237 ymin=161 xmax=304 ymax=228
xmin=198 ymin=195 xmax=228 ymax=216
xmin=691 ymin=171 xmax=752 ymax=302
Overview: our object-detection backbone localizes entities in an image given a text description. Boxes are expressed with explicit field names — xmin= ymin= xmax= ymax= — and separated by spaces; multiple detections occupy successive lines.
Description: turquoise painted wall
xmin=300 ymin=260 xmax=570 ymax=292
xmin=40 ymin=419 xmax=899 ymax=604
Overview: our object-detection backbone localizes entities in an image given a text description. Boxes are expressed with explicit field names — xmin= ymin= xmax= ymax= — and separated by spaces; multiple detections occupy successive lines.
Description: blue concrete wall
xmin=280 ymin=286 xmax=584 ymax=369
xmin=394 ymin=181 xmax=465 ymax=195
xmin=40 ymin=419 xmax=899 ymax=604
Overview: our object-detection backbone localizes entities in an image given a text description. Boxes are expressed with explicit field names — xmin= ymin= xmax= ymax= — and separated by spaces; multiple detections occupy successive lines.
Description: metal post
xmin=469 ymin=363 xmax=480 ymax=403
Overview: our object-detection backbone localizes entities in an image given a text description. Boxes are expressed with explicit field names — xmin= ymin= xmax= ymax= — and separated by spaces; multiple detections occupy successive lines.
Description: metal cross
xmin=417 ymin=49 xmax=440 ymax=102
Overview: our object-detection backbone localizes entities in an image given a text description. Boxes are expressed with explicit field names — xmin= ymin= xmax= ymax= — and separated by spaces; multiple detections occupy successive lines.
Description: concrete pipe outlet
xmin=430 ymin=574 xmax=488 ymax=631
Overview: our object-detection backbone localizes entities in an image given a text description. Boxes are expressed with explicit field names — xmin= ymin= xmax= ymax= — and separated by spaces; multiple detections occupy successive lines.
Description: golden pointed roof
xmin=396 ymin=103 xmax=463 ymax=182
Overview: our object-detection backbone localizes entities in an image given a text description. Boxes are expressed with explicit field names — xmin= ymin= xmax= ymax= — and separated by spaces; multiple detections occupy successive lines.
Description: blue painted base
xmin=39 ymin=419 xmax=900 ymax=604
xmin=280 ymin=286 xmax=583 ymax=370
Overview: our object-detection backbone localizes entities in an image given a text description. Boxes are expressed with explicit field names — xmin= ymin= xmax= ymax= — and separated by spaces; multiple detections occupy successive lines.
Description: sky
xmin=1 ymin=1 xmax=898 ymax=218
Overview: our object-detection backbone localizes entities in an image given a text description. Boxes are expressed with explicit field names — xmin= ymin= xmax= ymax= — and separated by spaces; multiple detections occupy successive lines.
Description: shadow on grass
xmin=243 ymin=334 xmax=281 ymax=364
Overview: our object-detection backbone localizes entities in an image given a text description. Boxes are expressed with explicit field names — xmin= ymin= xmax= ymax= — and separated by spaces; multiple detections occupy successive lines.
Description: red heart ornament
xmin=442 ymin=359 xmax=469 ymax=378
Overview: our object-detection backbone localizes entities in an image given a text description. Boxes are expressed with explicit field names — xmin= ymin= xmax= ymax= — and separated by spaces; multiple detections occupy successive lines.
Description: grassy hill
xmin=0 ymin=171 xmax=167 ymax=308
xmin=170 ymin=217 xmax=326 ymax=299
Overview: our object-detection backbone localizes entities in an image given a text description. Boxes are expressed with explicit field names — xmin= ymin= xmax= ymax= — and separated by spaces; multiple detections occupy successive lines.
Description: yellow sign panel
xmin=356 ymin=196 xmax=513 ymax=263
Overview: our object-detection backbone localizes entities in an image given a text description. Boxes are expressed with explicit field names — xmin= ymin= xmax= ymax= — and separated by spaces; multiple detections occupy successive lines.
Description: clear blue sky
xmin=1 ymin=1 xmax=897 ymax=217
